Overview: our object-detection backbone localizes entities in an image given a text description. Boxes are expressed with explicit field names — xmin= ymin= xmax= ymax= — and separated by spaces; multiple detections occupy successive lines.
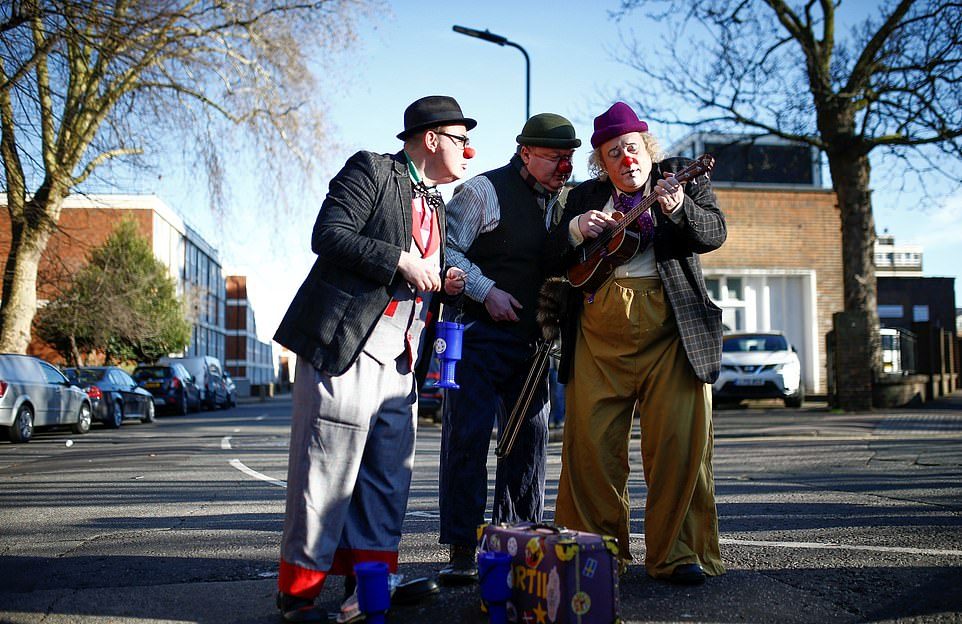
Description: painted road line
xmin=629 ymin=533 xmax=962 ymax=557
xmin=228 ymin=458 xmax=288 ymax=488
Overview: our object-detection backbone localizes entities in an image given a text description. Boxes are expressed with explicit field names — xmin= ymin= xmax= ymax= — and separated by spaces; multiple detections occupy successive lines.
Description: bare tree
xmin=614 ymin=0 xmax=962 ymax=409
xmin=0 ymin=0 xmax=369 ymax=353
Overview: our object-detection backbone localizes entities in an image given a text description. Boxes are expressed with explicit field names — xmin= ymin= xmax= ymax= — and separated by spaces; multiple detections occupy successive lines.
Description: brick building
xmin=700 ymin=187 xmax=842 ymax=394
xmin=675 ymin=134 xmax=843 ymax=395
xmin=225 ymin=275 xmax=275 ymax=396
xmin=0 ymin=194 xmax=225 ymax=363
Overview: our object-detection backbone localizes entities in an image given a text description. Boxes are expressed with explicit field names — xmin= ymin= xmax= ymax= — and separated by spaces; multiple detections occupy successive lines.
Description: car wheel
xmin=784 ymin=385 xmax=805 ymax=408
xmin=72 ymin=402 xmax=92 ymax=435
xmin=9 ymin=404 xmax=34 ymax=443
xmin=106 ymin=400 xmax=123 ymax=428
xmin=141 ymin=400 xmax=156 ymax=423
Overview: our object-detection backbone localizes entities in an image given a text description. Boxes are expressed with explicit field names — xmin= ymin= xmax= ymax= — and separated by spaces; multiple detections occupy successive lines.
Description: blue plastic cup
xmin=478 ymin=551 xmax=512 ymax=624
xmin=354 ymin=561 xmax=390 ymax=623
xmin=434 ymin=321 xmax=464 ymax=389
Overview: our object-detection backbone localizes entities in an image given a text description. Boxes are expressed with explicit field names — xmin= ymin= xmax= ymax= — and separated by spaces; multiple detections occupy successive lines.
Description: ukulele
xmin=566 ymin=154 xmax=715 ymax=292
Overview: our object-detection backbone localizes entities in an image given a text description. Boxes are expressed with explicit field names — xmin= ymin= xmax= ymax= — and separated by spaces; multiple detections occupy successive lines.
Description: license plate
xmin=734 ymin=378 xmax=765 ymax=386
xmin=152 ymin=397 xmax=165 ymax=405
xmin=144 ymin=382 xmax=161 ymax=388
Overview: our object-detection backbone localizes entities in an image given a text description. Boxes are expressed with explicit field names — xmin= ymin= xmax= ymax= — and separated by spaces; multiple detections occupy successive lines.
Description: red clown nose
xmin=463 ymin=146 xmax=476 ymax=159
xmin=622 ymin=155 xmax=637 ymax=167
xmin=557 ymin=158 xmax=573 ymax=175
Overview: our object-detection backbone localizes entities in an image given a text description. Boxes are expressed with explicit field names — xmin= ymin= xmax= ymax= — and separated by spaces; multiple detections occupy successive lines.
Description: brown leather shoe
xmin=438 ymin=544 xmax=478 ymax=585
xmin=276 ymin=592 xmax=329 ymax=622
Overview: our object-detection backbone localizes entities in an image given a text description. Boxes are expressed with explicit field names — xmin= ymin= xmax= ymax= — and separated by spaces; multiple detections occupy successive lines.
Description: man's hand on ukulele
xmin=655 ymin=174 xmax=685 ymax=215
xmin=578 ymin=210 xmax=618 ymax=239
xmin=484 ymin=286 xmax=522 ymax=322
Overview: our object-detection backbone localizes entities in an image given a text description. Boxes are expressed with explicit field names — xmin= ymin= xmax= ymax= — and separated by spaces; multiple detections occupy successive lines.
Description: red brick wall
xmin=0 ymin=206 xmax=155 ymax=363
xmin=0 ymin=207 xmax=154 ymax=301
xmin=703 ymin=187 xmax=844 ymax=391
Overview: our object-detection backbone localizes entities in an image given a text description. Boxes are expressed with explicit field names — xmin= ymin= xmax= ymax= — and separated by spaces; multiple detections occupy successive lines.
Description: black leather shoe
xmin=393 ymin=577 xmax=440 ymax=605
xmin=438 ymin=544 xmax=478 ymax=585
xmin=667 ymin=563 xmax=706 ymax=585
xmin=276 ymin=592 xmax=329 ymax=622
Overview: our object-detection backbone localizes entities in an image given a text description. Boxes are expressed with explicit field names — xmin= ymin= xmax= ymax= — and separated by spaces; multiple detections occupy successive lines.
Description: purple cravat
xmin=616 ymin=191 xmax=655 ymax=251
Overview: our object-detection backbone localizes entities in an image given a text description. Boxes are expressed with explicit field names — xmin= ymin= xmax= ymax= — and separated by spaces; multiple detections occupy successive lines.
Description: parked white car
xmin=713 ymin=332 xmax=804 ymax=408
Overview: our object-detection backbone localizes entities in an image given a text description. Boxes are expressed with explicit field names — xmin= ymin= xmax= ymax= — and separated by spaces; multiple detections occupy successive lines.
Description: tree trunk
xmin=68 ymin=334 xmax=82 ymax=367
xmin=826 ymin=150 xmax=880 ymax=411
xmin=0 ymin=223 xmax=53 ymax=352
xmin=0 ymin=189 xmax=64 ymax=353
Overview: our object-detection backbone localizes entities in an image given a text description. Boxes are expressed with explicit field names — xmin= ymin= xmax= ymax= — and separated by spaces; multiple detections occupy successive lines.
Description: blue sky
xmin=152 ymin=0 xmax=962 ymax=341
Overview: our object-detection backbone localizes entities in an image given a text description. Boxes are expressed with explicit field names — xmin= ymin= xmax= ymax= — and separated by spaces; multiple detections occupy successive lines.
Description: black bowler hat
xmin=516 ymin=113 xmax=581 ymax=149
xmin=397 ymin=95 xmax=477 ymax=140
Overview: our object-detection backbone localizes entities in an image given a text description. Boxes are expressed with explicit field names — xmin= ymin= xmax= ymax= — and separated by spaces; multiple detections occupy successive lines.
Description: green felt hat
xmin=516 ymin=113 xmax=581 ymax=149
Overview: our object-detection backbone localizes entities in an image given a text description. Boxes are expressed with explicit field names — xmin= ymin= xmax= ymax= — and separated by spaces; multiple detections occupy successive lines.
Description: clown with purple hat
xmin=544 ymin=101 xmax=727 ymax=585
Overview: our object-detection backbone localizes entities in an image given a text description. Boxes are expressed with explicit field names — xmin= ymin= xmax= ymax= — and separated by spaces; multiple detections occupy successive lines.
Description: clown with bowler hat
xmin=544 ymin=101 xmax=727 ymax=585
xmin=437 ymin=112 xmax=581 ymax=583
xmin=273 ymin=95 xmax=475 ymax=621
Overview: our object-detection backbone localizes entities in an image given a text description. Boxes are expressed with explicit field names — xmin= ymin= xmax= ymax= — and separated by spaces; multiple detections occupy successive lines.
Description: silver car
xmin=0 ymin=354 xmax=93 ymax=443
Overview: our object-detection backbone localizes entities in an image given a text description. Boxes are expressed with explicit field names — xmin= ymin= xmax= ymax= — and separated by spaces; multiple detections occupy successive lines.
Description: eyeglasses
xmin=437 ymin=131 xmax=471 ymax=149
xmin=529 ymin=151 xmax=574 ymax=166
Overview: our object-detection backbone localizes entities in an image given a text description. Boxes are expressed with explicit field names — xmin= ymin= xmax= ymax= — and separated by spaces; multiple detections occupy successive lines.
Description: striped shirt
xmin=445 ymin=175 xmax=563 ymax=304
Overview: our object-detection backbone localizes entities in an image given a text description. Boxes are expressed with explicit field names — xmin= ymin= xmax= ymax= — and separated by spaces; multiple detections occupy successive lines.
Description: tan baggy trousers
xmin=554 ymin=277 xmax=724 ymax=579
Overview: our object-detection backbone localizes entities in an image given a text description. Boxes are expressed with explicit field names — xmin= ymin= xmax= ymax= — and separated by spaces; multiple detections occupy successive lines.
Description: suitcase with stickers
xmin=478 ymin=522 xmax=621 ymax=624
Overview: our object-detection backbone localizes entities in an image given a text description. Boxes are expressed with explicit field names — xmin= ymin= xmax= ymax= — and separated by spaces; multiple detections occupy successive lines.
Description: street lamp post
xmin=452 ymin=25 xmax=530 ymax=121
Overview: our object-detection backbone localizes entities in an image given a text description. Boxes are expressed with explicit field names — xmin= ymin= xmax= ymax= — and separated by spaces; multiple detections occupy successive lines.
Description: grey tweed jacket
xmin=545 ymin=157 xmax=726 ymax=384
xmin=274 ymin=150 xmax=447 ymax=379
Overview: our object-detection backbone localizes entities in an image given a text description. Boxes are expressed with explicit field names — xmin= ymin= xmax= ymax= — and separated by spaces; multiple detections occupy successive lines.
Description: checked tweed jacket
xmin=274 ymin=150 xmax=447 ymax=381
xmin=545 ymin=157 xmax=727 ymax=385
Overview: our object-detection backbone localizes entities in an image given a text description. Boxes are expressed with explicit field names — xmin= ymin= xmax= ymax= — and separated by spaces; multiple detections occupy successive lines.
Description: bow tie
xmin=413 ymin=181 xmax=443 ymax=209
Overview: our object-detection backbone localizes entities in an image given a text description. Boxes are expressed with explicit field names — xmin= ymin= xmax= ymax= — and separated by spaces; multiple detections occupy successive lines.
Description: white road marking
xmin=720 ymin=537 xmax=962 ymax=557
xmin=221 ymin=436 xmax=232 ymax=450
xmin=630 ymin=533 xmax=962 ymax=557
xmin=228 ymin=459 xmax=287 ymax=488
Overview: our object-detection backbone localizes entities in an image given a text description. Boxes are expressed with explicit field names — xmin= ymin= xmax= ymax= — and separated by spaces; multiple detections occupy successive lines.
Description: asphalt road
xmin=1 ymin=395 xmax=961 ymax=623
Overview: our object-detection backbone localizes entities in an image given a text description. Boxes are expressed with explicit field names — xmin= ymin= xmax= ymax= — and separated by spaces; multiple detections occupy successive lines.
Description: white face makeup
xmin=600 ymin=132 xmax=651 ymax=193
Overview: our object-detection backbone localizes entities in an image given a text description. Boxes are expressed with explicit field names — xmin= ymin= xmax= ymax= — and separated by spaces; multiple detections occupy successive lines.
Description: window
xmin=912 ymin=305 xmax=929 ymax=322
xmin=39 ymin=361 xmax=68 ymax=384
xmin=707 ymin=276 xmax=747 ymax=332
xmin=705 ymin=278 xmax=720 ymax=301
xmin=726 ymin=277 xmax=743 ymax=300
xmin=878 ymin=305 xmax=904 ymax=319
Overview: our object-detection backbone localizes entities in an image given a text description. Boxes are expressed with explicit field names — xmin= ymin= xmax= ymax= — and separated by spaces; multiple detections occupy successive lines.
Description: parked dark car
xmin=0 ymin=354 xmax=92 ymax=443
xmin=158 ymin=356 xmax=228 ymax=410
xmin=132 ymin=363 xmax=201 ymax=416
xmin=223 ymin=373 xmax=237 ymax=408
xmin=65 ymin=366 xmax=156 ymax=427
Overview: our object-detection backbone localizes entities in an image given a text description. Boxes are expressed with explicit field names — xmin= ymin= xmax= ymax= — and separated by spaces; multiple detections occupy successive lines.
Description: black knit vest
xmin=464 ymin=163 xmax=548 ymax=340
